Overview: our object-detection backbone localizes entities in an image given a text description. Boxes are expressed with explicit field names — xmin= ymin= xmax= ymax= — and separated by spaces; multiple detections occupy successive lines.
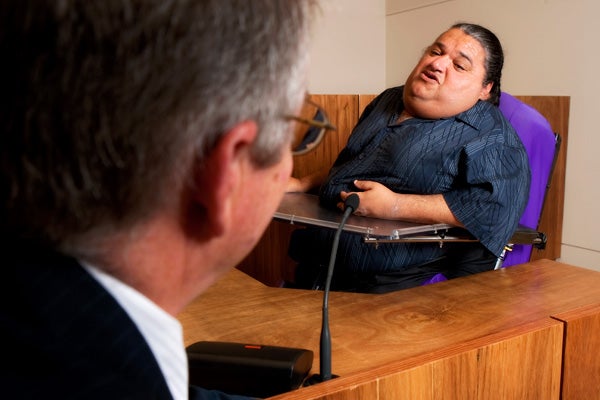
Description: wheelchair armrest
xmin=509 ymin=225 xmax=547 ymax=249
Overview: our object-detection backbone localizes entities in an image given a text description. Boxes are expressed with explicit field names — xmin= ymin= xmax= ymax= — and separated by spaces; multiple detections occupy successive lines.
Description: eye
xmin=454 ymin=63 xmax=466 ymax=71
xmin=430 ymin=48 xmax=442 ymax=56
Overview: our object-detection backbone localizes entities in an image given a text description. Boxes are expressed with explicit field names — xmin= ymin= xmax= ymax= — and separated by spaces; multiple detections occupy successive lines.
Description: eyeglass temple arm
xmin=287 ymin=115 xmax=336 ymax=131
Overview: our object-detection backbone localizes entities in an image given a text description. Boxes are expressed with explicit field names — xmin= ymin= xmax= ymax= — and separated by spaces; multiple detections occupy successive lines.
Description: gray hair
xmin=0 ymin=0 xmax=317 ymax=254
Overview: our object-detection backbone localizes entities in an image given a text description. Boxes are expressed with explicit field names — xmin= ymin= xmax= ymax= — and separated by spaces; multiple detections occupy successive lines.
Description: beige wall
xmin=308 ymin=0 xmax=386 ymax=94
xmin=310 ymin=0 xmax=600 ymax=271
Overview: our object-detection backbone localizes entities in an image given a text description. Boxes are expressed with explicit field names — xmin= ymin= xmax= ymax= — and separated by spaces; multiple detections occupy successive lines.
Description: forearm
xmin=286 ymin=168 xmax=329 ymax=193
xmin=341 ymin=180 xmax=463 ymax=227
xmin=392 ymin=193 xmax=463 ymax=227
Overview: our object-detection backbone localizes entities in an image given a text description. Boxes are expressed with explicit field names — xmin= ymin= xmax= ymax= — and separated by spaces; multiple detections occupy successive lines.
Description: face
xmin=181 ymin=118 xmax=295 ymax=302
xmin=234 ymin=147 xmax=293 ymax=255
xmin=403 ymin=28 xmax=493 ymax=119
xmin=229 ymin=95 xmax=305 ymax=262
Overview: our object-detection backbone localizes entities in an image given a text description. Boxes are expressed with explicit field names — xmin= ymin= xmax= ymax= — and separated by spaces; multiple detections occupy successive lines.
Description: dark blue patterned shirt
xmin=320 ymin=86 xmax=530 ymax=259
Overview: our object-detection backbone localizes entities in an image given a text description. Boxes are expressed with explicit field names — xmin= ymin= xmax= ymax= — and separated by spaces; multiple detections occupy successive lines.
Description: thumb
xmin=353 ymin=180 xmax=373 ymax=190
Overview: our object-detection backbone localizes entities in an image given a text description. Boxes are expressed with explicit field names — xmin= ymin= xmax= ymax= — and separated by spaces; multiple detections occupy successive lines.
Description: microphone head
xmin=344 ymin=193 xmax=360 ymax=212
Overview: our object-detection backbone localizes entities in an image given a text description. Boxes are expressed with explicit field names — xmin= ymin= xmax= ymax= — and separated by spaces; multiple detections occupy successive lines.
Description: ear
xmin=479 ymin=82 xmax=493 ymax=101
xmin=190 ymin=120 xmax=258 ymax=238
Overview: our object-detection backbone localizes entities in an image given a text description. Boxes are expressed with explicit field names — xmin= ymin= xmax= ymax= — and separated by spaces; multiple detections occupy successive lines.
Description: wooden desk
xmin=178 ymin=260 xmax=600 ymax=399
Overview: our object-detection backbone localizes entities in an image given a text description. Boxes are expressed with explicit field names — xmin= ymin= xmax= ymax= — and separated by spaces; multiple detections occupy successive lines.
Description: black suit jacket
xmin=0 ymin=243 xmax=252 ymax=399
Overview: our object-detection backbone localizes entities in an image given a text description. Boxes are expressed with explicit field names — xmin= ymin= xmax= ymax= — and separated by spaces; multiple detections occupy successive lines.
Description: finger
xmin=353 ymin=180 xmax=373 ymax=190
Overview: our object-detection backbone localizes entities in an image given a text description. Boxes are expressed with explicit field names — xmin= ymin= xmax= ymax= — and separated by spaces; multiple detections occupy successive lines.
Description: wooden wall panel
xmin=358 ymin=94 xmax=377 ymax=116
xmin=291 ymin=95 xmax=358 ymax=178
xmin=515 ymin=96 xmax=570 ymax=262
xmin=238 ymin=95 xmax=360 ymax=287
xmin=237 ymin=220 xmax=299 ymax=287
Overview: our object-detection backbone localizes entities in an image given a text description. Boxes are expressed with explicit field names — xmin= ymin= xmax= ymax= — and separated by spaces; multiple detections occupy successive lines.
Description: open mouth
xmin=422 ymin=70 xmax=439 ymax=83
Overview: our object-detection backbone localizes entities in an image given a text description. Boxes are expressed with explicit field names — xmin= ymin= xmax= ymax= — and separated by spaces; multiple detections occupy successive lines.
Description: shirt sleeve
xmin=442 ymin=138 xmax=530 ymax=257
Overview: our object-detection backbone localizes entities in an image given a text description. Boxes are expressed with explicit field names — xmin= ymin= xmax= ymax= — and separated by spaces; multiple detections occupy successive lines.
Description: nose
xmin=429 ymin=55 xmax=451 ymax=72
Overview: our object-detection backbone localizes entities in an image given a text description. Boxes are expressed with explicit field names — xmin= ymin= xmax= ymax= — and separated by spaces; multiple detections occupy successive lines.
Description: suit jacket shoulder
xmin=1 ymin=246 xmax=173 ymax=399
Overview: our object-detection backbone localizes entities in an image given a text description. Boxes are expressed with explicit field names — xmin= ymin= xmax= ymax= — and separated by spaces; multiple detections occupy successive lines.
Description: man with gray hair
xmin=0 ymin=1 xmax=319 ymax=398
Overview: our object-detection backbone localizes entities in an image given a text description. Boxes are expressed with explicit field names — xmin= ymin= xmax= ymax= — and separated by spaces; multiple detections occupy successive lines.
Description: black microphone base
xmin=187 ymin=341 xmax=313 ymax=398
xmin=303 ymin=373 xmax=339 ymax=386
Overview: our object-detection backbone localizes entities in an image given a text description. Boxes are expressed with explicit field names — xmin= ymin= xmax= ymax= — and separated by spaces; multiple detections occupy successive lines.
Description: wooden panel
xmin=553 ymin=303 xmax=600 ymax=400
xmin=182 ymin=261 xmax=587 ymax=400
xmin=358 ymin=94 xmax=377 ymax=116
xmin=514 ymin=96 xmax=570 ymax=262
xmin=381 ymin=365 xmax=435 ymax=400
xmin=431 ymin=350 xmax=479 ymax=400
xmin=475 ymin=324 xmax=563 ymax=400
xmin=378 ymin=323 xmax=562 ymax=400
xmin=311 ymin=381 xmax=378 ymax=400
xmin=238 ymin=95 xmax=359 ymax=286
xmin=265 ymin=321 xmax=563 ymax=400
xmin=292 ymin=95 xmax=358 ymax=178
xmin=237 ymin=220 xmax=299 ymax=287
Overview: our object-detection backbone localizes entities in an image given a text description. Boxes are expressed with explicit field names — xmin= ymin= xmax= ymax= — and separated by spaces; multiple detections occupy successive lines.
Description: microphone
xmin=185 ymin=195 xmax=362 ymax=396
xmin=308 ymin=193 xmax=359 ymax=384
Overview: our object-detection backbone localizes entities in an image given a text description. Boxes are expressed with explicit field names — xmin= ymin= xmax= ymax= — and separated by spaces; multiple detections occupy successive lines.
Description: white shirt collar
xmin=81 ymin=262 xmax=188 ymax=400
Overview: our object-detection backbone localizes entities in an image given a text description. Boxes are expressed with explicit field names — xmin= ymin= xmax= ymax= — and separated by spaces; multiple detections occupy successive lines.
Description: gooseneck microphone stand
xmin=308 ymin=193 xmax=359 ymax=383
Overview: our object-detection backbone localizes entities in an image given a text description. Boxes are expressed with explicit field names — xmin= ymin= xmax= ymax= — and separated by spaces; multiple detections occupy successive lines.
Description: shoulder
xmin=1 ymin=249 xmax=171 ymax=398
xmin=454 ymin=103 xmax=527 ymax=167
xmin=460 ymin=101 xmax=522 ymax=145
xmin=459 ymin=100 xmax=506 ymax=128
xmin=375 ymin=86 xmax=404 ymax=104
xmin=355 ymin=86 xmax=405 ymax=126
xmin=365 ymin=86 xmax=404 ymax=109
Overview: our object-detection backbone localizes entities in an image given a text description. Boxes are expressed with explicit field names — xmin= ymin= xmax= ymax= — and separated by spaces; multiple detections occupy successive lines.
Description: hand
xmin=286 ymin=176 xmax=306 ymax=193
xmin=339 ymin=180 xmax=462 ymax=226
xmin=286 ymin=169 xmax=329 ymax=193
xmin=338 ymin=180 xmax=400 ymax=219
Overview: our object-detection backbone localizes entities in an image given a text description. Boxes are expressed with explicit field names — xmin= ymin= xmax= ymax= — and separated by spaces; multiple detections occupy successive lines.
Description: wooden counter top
xmin=178 ymin=260 xmax=600 ymax=399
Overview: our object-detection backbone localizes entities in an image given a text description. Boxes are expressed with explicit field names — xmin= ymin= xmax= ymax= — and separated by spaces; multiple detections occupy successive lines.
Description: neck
xmin=84 ymin=215 xmax=218 ymax=316
xmin=396 ymin=109 xmax=413 ymax=124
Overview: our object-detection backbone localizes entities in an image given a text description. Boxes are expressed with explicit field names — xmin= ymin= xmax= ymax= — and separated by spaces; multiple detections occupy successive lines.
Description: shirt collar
xmin=81 ymin=262 xmax=188 ymax=400
xmin=453 ymin=100 xmax=493 ymax=130
xmin=394 ymin=86 xmax=492 ymax=131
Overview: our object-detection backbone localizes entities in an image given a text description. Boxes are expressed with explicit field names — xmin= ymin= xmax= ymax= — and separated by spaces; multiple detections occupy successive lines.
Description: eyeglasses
xmin=286 ymin=96 xmax=336 ymax=156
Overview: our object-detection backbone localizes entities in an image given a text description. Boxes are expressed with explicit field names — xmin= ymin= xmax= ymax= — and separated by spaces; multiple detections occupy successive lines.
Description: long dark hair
xmin=452 ymin=23 xmax=504 ymax=106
